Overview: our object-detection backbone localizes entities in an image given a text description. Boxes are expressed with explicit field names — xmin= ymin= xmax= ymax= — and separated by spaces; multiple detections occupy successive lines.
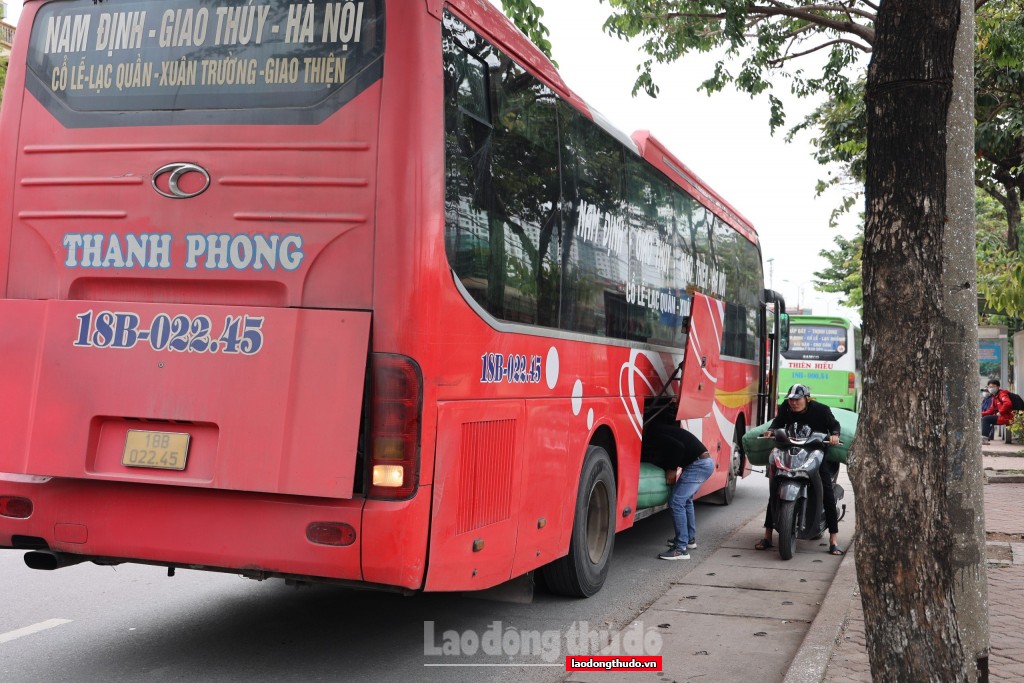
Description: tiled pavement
xmin=573 ymin=442 xmax=1024 ymax=683
xmin=822 ymin=482 xmax=1024 ymax=682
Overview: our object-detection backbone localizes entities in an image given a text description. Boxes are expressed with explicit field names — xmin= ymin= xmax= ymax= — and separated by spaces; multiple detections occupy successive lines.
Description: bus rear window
xmin=784 ymin=324 xmax=848 ymax=361
xmin=26 ymin=0 xmax=384 ymax=127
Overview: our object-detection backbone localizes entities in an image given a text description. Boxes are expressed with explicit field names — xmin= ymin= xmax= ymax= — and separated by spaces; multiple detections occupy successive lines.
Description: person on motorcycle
xmin=755 ymin=384 xmax=845 ymax=555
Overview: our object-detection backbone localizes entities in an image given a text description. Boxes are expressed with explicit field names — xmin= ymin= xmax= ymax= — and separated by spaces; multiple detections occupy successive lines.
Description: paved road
xmin=0 ymin=476 xmax=768 ymax=683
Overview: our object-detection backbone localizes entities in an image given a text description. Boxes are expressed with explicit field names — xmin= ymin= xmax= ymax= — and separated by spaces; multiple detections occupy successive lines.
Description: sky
xmin=2 ymin=0 xmax=18 ymax=25
xmin=2 ymin=0 xmax=863 ymax=320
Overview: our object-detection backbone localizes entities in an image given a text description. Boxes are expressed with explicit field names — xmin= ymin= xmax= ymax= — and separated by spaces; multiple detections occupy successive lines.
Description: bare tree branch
xmin=782 ymin=23 xmax=816 ymax=41
xmin=656 ymin=3 xmax=876 ymax=46
xmin=838 ymin=0 xmax=877 ymax=25
xmin=977 ymin=178 xmax=1008 ymax=205
xmin=779 ymin=24 xmax=824 ymax=60
xmin=758 ymin=2 xmax=876 ymax=43
xmin=764 ymin=0 xmax=877 ymax=22
xmin=768 ymin=37 xmax=872 ymax=66
xmin=978 ymin=99 xmax=1011 ymax=125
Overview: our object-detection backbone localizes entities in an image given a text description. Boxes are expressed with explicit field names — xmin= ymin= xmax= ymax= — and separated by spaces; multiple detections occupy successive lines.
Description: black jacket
xmin=768 ymin=400 xmax=841 ymax=437
xmin=641 ymin=421 xmax=710 ymax=470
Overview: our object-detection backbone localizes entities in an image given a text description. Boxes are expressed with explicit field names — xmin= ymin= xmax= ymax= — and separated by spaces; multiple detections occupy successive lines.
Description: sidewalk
xmin=565 ymin=469 xmax=858 ymax=682
xmin=563 ymin=440 xmax=1024 ymax=682
xmin=815 ymin=440 xmax=1024 ymax=683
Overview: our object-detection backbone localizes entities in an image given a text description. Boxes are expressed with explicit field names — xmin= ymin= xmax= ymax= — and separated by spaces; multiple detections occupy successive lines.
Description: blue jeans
xmin=982 ymin=414 xmax=999 ymax=439
xmin=669 ymin=457 xmax=715 ymax=550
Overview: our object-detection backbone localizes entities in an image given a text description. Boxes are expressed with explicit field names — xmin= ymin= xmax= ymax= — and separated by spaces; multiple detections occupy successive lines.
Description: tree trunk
xmin=1006 ymin=185 xmax=1021 ymax=253
xmin=853 ymin=1 xmax=988 ymax=681
xmin=991 ymin=174 xmax=1022 ymax=252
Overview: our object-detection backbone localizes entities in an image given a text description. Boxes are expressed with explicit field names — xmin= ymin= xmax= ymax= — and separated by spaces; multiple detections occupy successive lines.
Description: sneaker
xmin=658 ymin=547 xmax=690 ymax=560
xmin=666 ymin=538 xmax=697 ymax=549
xmin=982 ymin=437 xmax=991 ymax=445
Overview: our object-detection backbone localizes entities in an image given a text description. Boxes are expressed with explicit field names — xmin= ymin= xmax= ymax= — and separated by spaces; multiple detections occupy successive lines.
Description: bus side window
xmin=443 ymin=18 xmax=562 ymax=328
xmin=449 ymin=46 xmax=490 ymax=123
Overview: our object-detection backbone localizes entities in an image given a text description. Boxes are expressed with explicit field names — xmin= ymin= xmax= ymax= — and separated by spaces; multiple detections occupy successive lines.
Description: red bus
xmin=0 ymin=0 xmax=781 ymax=597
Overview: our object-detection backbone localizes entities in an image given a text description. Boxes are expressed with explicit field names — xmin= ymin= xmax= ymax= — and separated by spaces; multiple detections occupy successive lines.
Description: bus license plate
xmin=122 ymin=430 xmax=190 ymax=471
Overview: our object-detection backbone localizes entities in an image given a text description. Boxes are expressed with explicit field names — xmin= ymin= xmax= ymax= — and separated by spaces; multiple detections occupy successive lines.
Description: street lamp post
xmin=782 ymin=280 xmax=804 ymax=312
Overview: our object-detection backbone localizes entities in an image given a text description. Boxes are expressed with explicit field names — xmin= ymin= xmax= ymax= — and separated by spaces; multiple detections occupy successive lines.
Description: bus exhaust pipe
xmin=24 ymin=550 xmax=86 ymax=571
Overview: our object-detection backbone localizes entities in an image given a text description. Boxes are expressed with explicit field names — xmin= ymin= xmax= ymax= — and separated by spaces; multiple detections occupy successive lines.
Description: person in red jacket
xmin=982 ymin=379 xmax=1013 ymax=444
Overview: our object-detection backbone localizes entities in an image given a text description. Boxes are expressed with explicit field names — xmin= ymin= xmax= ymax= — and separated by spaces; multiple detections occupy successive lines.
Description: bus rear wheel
xmin=708 ymin=434 xmax=742 ymax=505
xmin=541 ymin=445 xmax=616 ymax=598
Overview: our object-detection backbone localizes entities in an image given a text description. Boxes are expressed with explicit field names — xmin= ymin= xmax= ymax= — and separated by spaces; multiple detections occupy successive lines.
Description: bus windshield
xmin=26 ymin=0 xmax=384 ymax=127
xmin=779 ymin=316 xmax=861 ymax=412
xmin=784 ymin=323 xmax=850 ymax=362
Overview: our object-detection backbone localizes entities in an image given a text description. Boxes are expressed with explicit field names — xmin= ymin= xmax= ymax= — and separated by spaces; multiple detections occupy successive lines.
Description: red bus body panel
xmin=0 ymin=300 xmax=368 ymax=499
xmin=4 ymin=476 xmax=367 ymax=580
xmin=0 ymin=0 xmax=400 ymax=586
xmin=677 ymin=293 xmax=725 ymax=421
xmin=0 ymin=0 xmax=764 ymax=594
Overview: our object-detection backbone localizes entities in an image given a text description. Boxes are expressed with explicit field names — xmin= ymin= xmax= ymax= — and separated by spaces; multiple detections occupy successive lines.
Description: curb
xmin=981 ymin=449 xmax=1024 ymax=457
xmin=986 ymin=474 xmax=1024 ymax=484
xmin=782 ymin=540 xmax=859 ymax=683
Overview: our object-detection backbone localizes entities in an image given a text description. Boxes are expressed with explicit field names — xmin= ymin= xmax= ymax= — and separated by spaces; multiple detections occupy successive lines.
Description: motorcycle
xmin=765 ymin=427 xmax=846 ymax=560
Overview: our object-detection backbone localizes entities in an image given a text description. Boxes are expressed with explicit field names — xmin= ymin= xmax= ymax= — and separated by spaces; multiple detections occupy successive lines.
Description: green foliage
xmin=978 ymin=191 xmax=1009 ymax=243
xmin=818 ymin=192 xmax=1024 ymax=322
xmin=1009 ymin=409 xmax=1024 ymax=441
xmin=793 ymin=0 xmax=1024 ymax=244
xmin=500 ymin=0 xmax=873 ymax=133
xmin=0 ymin=55 xmax=7 ymax=107
xmin=500 ymin=0 xmax=556 ymax=64
xmin=596 ymin=0 xmax=872 ymax=132
xmin=497 ymin=0 xmax=1024 ymax=322
xmin=499 ymin=0 xmax=1021 ymax=250
xmin=976 ymin=193 xmax=1024 ymax=319
xmin=788 ymin=79 xmax=866 ymax=226
xmin=814 ymin=229 xmax=863 ymax=316
xmin=1 ymin=0 xmax=7 ymax=103
xmin=975 ymin=0 xmax=1024 ymax=250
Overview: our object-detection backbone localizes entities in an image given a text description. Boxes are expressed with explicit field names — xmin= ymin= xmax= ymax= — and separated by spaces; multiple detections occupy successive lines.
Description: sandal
xmin=754 ymin=538 xmax=773 ymax=551
xmin=829 ymin=545 xmax=845 ymax=555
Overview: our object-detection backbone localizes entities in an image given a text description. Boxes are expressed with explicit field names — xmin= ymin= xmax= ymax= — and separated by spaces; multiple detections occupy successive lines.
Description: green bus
xmin=778 ymin=315 xmax=862 ymax=411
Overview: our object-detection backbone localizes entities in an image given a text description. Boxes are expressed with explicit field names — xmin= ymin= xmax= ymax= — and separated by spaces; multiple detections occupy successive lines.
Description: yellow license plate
xmin=122 ymin=430 xmax=190 ymax=471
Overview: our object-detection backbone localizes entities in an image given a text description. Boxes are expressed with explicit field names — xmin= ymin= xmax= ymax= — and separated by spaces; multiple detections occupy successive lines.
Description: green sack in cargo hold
xmin=741 ymin=407 xmax=858 ymax=466
xmin=637 ymin=462 xmax=670 ymax=509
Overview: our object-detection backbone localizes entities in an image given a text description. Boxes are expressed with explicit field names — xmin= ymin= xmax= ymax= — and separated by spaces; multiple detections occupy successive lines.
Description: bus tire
xmin=541 ymin=445 xmax=616 ymax=598
xmin=708 ymin=433 xmax=742 ymax=506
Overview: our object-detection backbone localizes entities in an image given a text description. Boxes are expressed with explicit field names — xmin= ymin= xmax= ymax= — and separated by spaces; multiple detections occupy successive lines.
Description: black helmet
xmin=785 ymin=384 xmax=811 ymax=400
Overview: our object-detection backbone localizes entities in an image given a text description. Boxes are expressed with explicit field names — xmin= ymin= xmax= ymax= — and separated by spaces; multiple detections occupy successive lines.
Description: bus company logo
xmin=422 ymin=620 xmax=663 ymax=664
xmin=152 ymin=162 xmax=211 ymax=199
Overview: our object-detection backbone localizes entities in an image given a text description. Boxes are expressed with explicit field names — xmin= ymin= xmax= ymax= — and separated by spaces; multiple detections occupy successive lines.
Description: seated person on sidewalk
xmin=981 ymin=379 xmax=1013 ymax=445
xmin=756 ymin=384 xmax=844 ymax=555
xmin=641 ymin=418 xmax=714 ymax=561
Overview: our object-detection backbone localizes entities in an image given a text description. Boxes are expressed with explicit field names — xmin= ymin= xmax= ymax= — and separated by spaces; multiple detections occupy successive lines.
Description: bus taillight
xmin=0 ymin=496 xmax=33 ymax=519
xmin=848 ymin=373 xmax=856 ymax=394
xmin=368 ymin=354 xmax=422 ymax=500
